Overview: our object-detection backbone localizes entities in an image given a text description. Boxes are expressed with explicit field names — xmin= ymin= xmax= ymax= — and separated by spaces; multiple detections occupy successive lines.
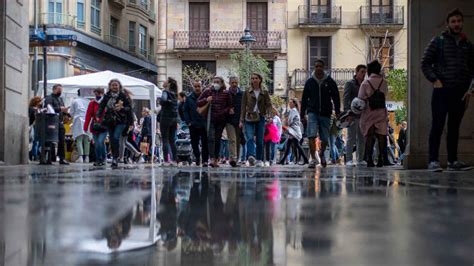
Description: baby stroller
xmin=176 ymin=124 xmax=193 ymax=165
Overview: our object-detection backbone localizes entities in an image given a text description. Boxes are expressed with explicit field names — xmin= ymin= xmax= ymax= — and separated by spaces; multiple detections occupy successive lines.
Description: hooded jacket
xmin=300 ymin=72 xmax=341 ymax=118
xmin=183 ymin=91 xmax=206 ymax=128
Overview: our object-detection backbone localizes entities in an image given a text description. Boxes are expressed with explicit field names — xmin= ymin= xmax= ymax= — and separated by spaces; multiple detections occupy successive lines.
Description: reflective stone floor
xmin=1 ymin=164 xmax=474 ymax=266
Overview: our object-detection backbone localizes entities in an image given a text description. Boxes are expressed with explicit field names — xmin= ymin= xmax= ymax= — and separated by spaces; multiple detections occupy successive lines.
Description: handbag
xmin=140 ymin=141 xmax=149 ymax=154
xmin=92 ymin=121 xmax=107 ymax=132
xmin=197 ymin=102 xmax=210 ymax=117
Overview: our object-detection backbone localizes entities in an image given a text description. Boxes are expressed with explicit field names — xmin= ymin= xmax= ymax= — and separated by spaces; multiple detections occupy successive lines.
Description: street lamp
xmin=239 ymin=28 xmax=256 ymax=88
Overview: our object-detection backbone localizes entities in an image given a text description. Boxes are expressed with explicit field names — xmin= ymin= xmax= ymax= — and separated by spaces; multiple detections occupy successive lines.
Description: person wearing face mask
xmin=197 ymin=77 xmax=233 ymax=168
xmin=43 ymin=84 xmax=70 ymax=165
xmin=84 ymin=88 xmax=107 ymax=166
xmin=422 ymin=8 xmax=474 ymax=172
xmin=70 ymin=89 xmax=91 ymax=163
xmin=225 ymin=76 xmax=243 ymax=167
xmin=160 ymin=77 xmax=179 ymax=166
xmin=96 ymin=79 xmax=133 ymax=168
xmin=240 ymin=73 xmax=273 ymax=167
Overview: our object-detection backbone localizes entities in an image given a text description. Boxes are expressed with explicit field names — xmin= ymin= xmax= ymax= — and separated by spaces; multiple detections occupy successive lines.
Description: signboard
xmin=29 ymin=33 xmax=77 ymax=47
xmin=386 ymin=101 xmax=404 ymax=112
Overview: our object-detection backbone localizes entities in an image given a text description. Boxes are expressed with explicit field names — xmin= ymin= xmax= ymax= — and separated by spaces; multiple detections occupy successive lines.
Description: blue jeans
xmin=93 ymin=132 xmax=107 ymax=163
xmin=240 ymin=144 xmax=247 ymax=161
xmin=306 ymin=113 xmax=331 ymax=143
xmin=245 ymin=117 xmax=266 ymax=161
xmin=329 ymin=134 xmax=339 ymax=162
xmin=109 ymin=124 xmax=127 ymax=159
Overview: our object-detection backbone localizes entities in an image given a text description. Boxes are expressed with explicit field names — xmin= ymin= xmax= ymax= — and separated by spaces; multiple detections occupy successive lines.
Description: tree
xmin=228 ymin=50 xmax=271 ymax=89
xmin=386 ymin=69 xmax=408 ymax=124
xmin=182 ymin=65 xmax=214 ymax=92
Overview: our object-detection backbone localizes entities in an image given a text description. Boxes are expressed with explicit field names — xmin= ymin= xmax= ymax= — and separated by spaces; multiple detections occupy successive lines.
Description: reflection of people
xmin=157 ymin=176 xmax=178 ymax=251
xmin=102 ymin=211 xmax=133 ymax=250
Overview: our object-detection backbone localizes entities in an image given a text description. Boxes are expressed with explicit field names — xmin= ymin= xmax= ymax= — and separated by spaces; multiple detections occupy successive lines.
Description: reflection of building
xmin=287 ymin=0 xmax=408 ymax=100
xmin=28 ymin=0 xmax=158 ymax=95
xmin=158 ymin=0 xmax=288 ymax=95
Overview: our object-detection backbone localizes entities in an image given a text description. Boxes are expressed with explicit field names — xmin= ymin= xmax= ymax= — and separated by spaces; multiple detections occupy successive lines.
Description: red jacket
xmin=84 ymin=100 xmax=103 ymax=135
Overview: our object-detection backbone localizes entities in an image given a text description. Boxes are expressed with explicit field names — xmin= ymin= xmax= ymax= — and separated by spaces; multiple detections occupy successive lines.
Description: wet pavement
xmin=1 ymin=164 xmax=474 ymax=266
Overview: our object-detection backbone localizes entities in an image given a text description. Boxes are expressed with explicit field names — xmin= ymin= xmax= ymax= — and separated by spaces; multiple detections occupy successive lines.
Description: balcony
xmin=360 ymin=6 xmax=404 ymax=30
xmin=110 ymin=0 xmax=126 ymax=9
xmin=174 ymin=31 xmax=282 ymax=51
xmin=104 ymin=34 xmax=126 ymax=50
xmin=291 ymin=68 xmax=355 ymax=89
xmin=127 ymin=0 xmax=155 ymax=23
xmin=40 ymin=12 xmax=77 ymax=28
xmin=298 ymin=5 xmax=342 ymax=30
xmin=91 ymin=25 xmax=102 ymax=35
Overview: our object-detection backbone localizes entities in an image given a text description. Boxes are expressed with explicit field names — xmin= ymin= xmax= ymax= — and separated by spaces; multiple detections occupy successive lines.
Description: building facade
xmin=158 ymin=0 xmax=288 ymax=95
xmin=28 ymin=0 xmax=159 ymax=96
xmin=287 ymin=0 xmax=407 ymax=98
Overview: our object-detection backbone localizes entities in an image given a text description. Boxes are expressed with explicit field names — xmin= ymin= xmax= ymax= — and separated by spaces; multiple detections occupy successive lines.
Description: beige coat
xmin=358 ymin=74 xmax=388 ymax=137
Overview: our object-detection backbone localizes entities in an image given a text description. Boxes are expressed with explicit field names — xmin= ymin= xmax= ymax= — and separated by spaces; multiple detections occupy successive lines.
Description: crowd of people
xmin=27 ymin=9 xmax=473 ymax=171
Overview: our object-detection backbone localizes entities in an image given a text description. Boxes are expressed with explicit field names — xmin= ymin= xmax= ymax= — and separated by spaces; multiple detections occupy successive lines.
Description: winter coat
xmin=421 ymin=30 xmax=474 ymax=94
xmin=97 ymin=91 xmax=133 ymax=126
xmin=358 ymin=74 xmax=388 ymax=137
xmin=160 ymin=90 xmax=178 ymax=122
xmin=228 ymin=87 xmax=243 ymax=126
xmin=141 ymin=115 xmax=152 ymax=138
xmin=69 ymin=97 xmax=91 ymax=139
xmin=240 ymin=87 xmax=272 ymax=123
xmin=344 ymin=76 xmax=362 ymax=116
xmin=287 ymin=107 xmax=303 ymax=141
xmin=197 ymin=87 xmax=233 ymax=123
xmin=84 ymin=99 xmax=105 ymax=135
xmin=183 ymin=91 xmax=206 ymax=129
xmin=301 ymin=73 xmax=341 ymax=118
xmin=264 ymin=122 xmax=280 ymax=143
xmin=43 ymin=94 xmax=66 ymax=125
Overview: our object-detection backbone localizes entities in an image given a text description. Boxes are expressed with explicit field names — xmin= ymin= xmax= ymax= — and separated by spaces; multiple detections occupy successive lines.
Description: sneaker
xmin=111 ymin=159 xmax=118 ymax=168
xmin=357 ymin=161 xmax=367 ymax=167
xmin=447 ymin=161 xmax=473 ymax=171
xmin=346 ymin=161 xmax=355 ymax=167
xmin=428 ymin=161 xmax=443 ymax=172
xmin=308 ymin=160 xmax=317 ymax=169
xmin=75 ymin=157 xmax=83 ymax=163
xmin=320 ymin=156 xmax=327 ymax=168
xmin=84 ymin=156 xmax=89 ymax=163
xmin=256 ymin=160 xmax=264 ymax=167
xmin=248 ymin=156 xmax=256 ymax=166
xmin=203 ymin=162 xmax=209 ymax=167
xmin=59 ymin=159 xmax=70 ymax=165
xmin=229 ymin=161 xmax=238 ymax=167
xmin=264 ymin=161 xmax=270 ymax=167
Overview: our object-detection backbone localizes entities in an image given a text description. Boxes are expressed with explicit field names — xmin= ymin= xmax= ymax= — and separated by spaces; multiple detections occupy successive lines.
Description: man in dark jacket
xmin=343 ymin=64 xmax=367 ymax=166
xmin=301 ymin=59 xmax=341 ymax=168
xmin=421 ymin=8 xmax=474 ymax=171
xmin=184 ymin=80 xmax=209 ymax=166
xmin=43 ymin=84 xmax=70 ymax=165
xmin=397 ymin=121 xmax=407 ymax=163
xmin=226 ymin=76 xmax=243 ymax=167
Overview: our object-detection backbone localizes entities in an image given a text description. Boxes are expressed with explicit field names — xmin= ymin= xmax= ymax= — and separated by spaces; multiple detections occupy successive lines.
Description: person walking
xmin=358 ymin=60 xmax=389 ymax=168
xmin=421 ymin=8 xmax=474 ymax=171
xmin=279 ymin=99 xmax=309 ymax=165
xmin=271 ymin=108 xmax=283 ymax=165
xmin=43 ymin=84 xmax=70 ymax=165
xmin=226 ymin=76 xmax=243 ymax=167
xmin=84 ymin=88 xmax=107 ymax=166
xmin=70 ymin=89 xmax=91 ymax=163
xmin=183 ymin=80 xmax=209 ymax=167
xmin=397 ymin=121 xmax=407 ymax=163
xmin=140 ymin=107 xmax=153 ymax=163
xmin=96 ymin=79 xmax=133 ymax=168
xmin=301 ymin=60 xmax=341 ymax=168
xmin=160 ymin=77 xmax=179 ymax=166
xmin=197 ymin=77 xmax=233 ymax=168
xmin=264 ymin=113 xmax=280 ymax=166
xmin=29 ymin=96 xmax=42 ymax=161
xmin=344 ymin=64 xmax=367 ymax=166
xmin=329 ymin=114 xmax=341 ymax=164
xmin=240 ymin=73 xmax=273 ymax=167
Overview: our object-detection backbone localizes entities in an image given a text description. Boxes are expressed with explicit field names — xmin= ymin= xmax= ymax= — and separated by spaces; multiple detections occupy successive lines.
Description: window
xmin=370 ymin=36 xmax=394 ymax=72
xmin=91 ymin=0 xmax=101 ymax=35
xmin=140 ymin=0 xmax=148 ymax=10
xmin=139 ymin=25 xmax=147 ymax=56
xmin=149 ymin=37 xmax=154 ymax=60
xmin=110 ymin=17 xmax=118 ymax=37
xmin=189 ymin=3 xmax=210 ymax=48
xmin=129 ymin=21 xmax=136 ymax=52
xmin=370 ymin=0 xmax=393 ymax=23
xmin=309 ymin=0 xmax=331 ymax=20
xmin=247 ymin=3 xmax=268 ymax=48
xmin=308 ymin=37 xmax=330 ymax=70
xmin=77 ymin=0 xmax=85 ymax=28
xmin=48 ymin=0 xmax=63 ymax=24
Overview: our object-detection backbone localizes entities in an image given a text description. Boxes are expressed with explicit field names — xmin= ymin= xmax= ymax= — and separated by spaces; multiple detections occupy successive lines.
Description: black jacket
xmin=141 ymin=115 xmax=152 ymax=138
xmin=228 ymin=87 xmax=243 ymax=126
xmin=421 ymin=30 xmax=474 ymax=92
xmin=183 ymin=91 xmax=206 ymax=128
xmin=44 ymin=94 xmax=66 ymax=124
xmin=397 ymin=128 xmax=407 ymax=152
xmin=160 ymin=90 xmax=178 ymax=122
xmin=97 ymin=91 xmax=133 ymax=126
xmin=343 ymin=76 xmax=361 ymax=112
xmin=301 ymin=74 xmax=341 ymax=118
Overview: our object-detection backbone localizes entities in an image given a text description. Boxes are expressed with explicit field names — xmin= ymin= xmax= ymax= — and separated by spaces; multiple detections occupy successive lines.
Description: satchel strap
xmin=367 ymin=78 xmax=384 ymax=92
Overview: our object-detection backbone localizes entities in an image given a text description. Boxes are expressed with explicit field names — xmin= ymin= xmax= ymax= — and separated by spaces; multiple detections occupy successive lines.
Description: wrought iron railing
xmin=291 ymin=68 xmax=356 ymax=88
xmin=40 ymin=12 xmax=76 ymax=27
xmin=298 ymin=6 xmax=342 ymax=25
xmin=360 ymin=5 xmax=404 ymax=25
xmin=174 ymin=31 xmax=282 ymax=50
xmin=104 ymin=34 xmax=126 ymax=50
xmin=91 ymin=24 xmax=102 ymax=35
xmin=77 ymin=21 xmax=85 ymax=29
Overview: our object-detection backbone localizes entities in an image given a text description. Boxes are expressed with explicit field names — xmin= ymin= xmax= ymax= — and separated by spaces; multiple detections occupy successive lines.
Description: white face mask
xmin=213 ymin=83 xmax=221 ymax=91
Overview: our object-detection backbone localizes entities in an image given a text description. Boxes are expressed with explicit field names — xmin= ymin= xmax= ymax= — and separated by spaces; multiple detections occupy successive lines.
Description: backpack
xmin=367 ymin=79 xmax=386 ymax=110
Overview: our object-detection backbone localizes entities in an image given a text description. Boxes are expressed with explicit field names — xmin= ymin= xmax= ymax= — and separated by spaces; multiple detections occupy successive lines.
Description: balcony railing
xmin=40 ymin=12 xmax=76 ymax=27
xmin=128 ymin=0 xmax=155 ymax=21
xmin=298 ymin=6 xmax=342 ymax=25
xmin=360 ymin=5 xmax=404 ymax=25
xmin=77 ymin=20 xmax=85 ymax=29
xmin=174 ymin=31 xmax=282 ymax=50
xmin=104 ymin=34 xmax=126 ymax=50
xmin=291 ymin=68 xmax=355 ymax=88
xmin=91 ymin=24 xmax=102 ymax=35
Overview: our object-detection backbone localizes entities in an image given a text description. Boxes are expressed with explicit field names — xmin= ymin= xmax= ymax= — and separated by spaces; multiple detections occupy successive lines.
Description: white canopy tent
xmin=38 ymin=70 xmax=161 ymax=165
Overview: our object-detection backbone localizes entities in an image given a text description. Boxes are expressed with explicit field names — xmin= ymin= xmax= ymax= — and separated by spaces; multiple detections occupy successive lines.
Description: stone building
xmin=157 ymin=0 xmax=288 ymax=95
xmin=28 ymin=0 xmax=159 ymax=94
xmin=287 ymin=0 xmax=408 ymax=99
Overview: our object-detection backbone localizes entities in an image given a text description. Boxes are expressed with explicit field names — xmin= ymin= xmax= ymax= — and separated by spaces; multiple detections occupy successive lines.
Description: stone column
xmin=0 ymin=0 xmax=30 ymax=164
xmin=406 ymin=0 xmax=474 ymax=169
xmin=157 ymin=0 xmax=168 ymax=87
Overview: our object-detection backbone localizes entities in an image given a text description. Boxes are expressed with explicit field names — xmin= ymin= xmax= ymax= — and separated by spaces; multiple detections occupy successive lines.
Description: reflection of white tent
xmin=39 ymin=71 xmax=161 ymax=164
